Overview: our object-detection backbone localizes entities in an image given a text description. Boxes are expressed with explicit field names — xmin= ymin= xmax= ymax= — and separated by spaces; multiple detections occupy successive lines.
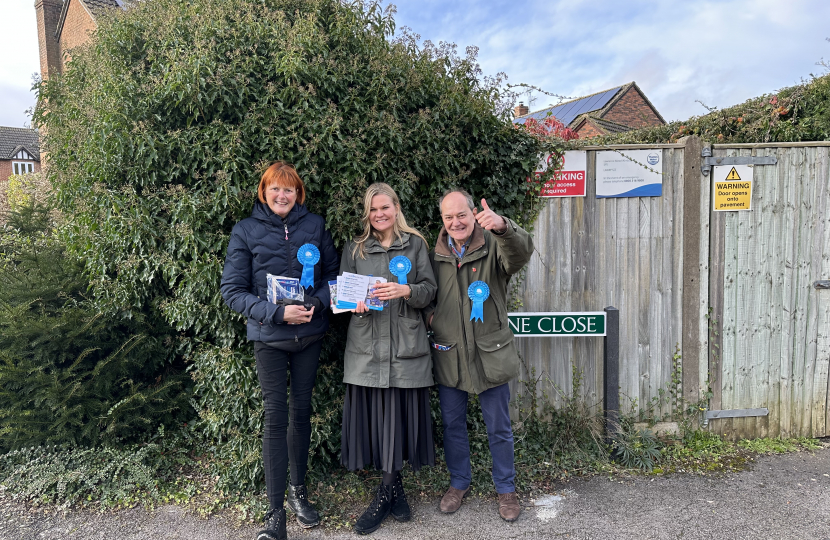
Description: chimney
xmin=35 ymin=0 xmax=64 ymax=80
xmin=514 ymin=102 xmax=529 ymax=117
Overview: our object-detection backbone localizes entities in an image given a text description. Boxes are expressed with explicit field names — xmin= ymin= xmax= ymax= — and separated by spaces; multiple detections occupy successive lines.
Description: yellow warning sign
xmin=725 ymin=167 xmax=741 ymax=180
xmin=713 ymin=165 xmax=753 ymax=211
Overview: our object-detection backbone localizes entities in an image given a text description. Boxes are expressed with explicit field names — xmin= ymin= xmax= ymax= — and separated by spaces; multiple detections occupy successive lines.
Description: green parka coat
xmin=341 ymin=233 xmax=437 ymax=389
xmin=427 ymin=218 xmax=533 ymax=394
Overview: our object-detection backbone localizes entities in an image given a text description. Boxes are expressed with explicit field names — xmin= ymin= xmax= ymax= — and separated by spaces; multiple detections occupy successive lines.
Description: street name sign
xmin=507 ymin=312 xmax=607 ymax=337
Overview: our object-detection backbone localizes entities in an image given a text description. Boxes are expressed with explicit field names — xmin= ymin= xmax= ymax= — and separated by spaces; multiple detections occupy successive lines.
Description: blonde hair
xmin=351 ymin=183 xmax=427 ymax=259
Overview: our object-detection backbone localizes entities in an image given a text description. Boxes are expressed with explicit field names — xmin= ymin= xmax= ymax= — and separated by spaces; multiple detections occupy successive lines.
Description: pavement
xmin=1 ymin=445 xmax=829 ymax=540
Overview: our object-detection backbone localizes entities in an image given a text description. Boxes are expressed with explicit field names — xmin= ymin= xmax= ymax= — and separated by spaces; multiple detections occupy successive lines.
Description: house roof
xmin=0 ymin=127 xmax=40 ymax=161
xmin=514 ymin=82 xmax=666 ymax=128
xmin=56 ymin=0 xmax=123 ymax=40
xmin=514 ymin=85 xmax=626 ymax=126
xmin=573 ymin=116 xmax=632 ymax=135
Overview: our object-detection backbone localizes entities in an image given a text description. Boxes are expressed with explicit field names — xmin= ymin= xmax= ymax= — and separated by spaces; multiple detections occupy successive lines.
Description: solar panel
xmin=514 ymin=86 xmax=622 ymax=126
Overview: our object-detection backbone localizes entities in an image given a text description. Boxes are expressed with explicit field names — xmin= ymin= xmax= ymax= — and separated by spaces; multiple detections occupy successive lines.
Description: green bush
xmin=590 ymin=73 xmax=830 ymax=145
xmin=35 ymin=0 xmax=544 ymax=492
xmin=0 ymin=203 xmax=191 ymax=451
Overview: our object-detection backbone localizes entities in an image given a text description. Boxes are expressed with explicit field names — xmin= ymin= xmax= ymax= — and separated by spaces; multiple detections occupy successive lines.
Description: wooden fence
xmin=511 ymin=137 xmax=830 ymax=439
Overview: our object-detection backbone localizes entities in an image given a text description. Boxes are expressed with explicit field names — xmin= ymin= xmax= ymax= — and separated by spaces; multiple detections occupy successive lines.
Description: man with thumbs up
xmin=426 ymin=188 xmax=534 ymax=522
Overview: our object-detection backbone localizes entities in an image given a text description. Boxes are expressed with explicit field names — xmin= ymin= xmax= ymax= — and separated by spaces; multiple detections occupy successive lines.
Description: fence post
xmin=680 ymin=135 xmax=703 ymax=405
xmin=604 ymin=306 xmax=620 ymax=441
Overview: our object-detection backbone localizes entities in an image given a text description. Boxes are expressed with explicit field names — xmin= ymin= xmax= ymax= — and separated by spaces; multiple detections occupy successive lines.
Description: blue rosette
xmin=389 ymin=255 xmax=412 ymax=285
xmin=296 ymin=244 xmax=320 ymax=289
xmin=468 ymin=281 xmax=490 ymax=322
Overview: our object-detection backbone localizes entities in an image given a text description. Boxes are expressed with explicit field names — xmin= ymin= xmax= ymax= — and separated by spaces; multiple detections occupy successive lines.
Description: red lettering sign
xmin=538 ymin=170 xmax=586 ymax=197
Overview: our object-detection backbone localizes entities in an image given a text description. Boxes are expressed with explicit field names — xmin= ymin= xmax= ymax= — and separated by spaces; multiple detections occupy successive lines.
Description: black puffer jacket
xmin=221 ymin=201 xmax=339 ymax=342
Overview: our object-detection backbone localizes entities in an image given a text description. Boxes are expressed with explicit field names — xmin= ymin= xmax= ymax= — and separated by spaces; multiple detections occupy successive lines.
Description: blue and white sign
xmin=596 ymin=150 xmax=663 ymax=198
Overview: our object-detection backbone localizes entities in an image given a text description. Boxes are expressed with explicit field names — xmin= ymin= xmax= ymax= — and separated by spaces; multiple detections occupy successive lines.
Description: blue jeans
xmin=438 ymin=383 xmax=515 ymax=494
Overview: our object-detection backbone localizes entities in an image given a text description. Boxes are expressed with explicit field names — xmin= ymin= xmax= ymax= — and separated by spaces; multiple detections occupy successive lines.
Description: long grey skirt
xmin=341 ymin=384 xmax=435 ymax=474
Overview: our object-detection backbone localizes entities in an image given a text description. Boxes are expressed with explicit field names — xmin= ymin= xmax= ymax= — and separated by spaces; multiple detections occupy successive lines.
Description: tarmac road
xmin=2 ymin=445 xmax=828 ymax=540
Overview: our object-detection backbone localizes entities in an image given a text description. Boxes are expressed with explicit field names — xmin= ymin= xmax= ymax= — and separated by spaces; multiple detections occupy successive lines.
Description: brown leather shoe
xmin=498 ymin=492 xmax=520 ymax=522
xmin=439 ymin=486 xmax=469 ymax=514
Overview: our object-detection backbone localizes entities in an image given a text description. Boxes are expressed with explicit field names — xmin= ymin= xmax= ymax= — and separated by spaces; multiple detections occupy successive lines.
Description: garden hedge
xmin=36 ymin=0 xmax=545 ymax=491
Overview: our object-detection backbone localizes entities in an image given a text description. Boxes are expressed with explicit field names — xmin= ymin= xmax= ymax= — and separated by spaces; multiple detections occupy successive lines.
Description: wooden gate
xmin=707 ymin=144 xmax=830 ymax=438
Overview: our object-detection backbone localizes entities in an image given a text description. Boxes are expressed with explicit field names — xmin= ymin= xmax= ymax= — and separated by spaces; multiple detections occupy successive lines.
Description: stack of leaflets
xmin=266 ymin=274 xmax=304 ymax=304
xmin=330 ymin=273 xmax=387 ymax=312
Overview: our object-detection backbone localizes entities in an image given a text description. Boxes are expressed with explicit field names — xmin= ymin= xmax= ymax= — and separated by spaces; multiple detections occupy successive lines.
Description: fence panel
xmin=514 ymin=145 xmax=686 ymax=416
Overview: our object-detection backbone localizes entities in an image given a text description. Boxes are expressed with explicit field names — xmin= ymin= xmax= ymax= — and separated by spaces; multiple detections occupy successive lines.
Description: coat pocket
xmin=396 ymin=316 xmax=430 ymax=359
xmin=475 ymin=327 xmax=519 ymax=384
xmin=431 ymin=341 xmax=459 ymax=387
xmin=346 ymin=315 xmax=373 ymax=355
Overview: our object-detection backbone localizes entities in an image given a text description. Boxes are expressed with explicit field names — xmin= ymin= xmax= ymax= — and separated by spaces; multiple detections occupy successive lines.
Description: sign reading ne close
xmin=507 ymin=312 xmax=607 ymax=337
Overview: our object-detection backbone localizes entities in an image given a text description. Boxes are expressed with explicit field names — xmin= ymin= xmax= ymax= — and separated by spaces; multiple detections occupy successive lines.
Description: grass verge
xmin=0 ymin=428 xmax=825 ymax=528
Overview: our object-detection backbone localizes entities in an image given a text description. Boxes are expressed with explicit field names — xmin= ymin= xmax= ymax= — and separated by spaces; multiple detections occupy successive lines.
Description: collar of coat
xmin=363 ymin=232 xmax=411 ymax=254
xmin=251 ymin=201 xmax=309 ymax=227
xmin=434 ymin=222 xmax=485 ymax=258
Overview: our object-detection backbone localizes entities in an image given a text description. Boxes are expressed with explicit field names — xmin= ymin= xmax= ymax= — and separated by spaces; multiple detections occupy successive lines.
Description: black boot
xmin=286 ymin=483 xmax=321 ymax=528
xmin=390 ymin=472 xmax=411 ymax=522
xmin=256 ymin=507 xmax=286 ymax=540
xmin=354 ymin=483 xmax=392 ymax=535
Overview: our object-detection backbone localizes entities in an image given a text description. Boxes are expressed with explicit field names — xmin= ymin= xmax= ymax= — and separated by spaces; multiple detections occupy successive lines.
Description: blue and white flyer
xmin=596 ymin=149 xmax=663 ymax=198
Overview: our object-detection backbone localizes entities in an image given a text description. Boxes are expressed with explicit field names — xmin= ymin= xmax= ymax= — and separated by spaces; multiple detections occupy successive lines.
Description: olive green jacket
xmin=341 ymin=233 xmax=437 ymax=389
xmin=427 ymin=218 xmax=533 ymax=394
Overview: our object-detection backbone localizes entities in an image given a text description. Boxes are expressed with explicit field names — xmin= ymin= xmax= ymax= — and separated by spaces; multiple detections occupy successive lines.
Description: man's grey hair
xmin=438 ymin=188 xmax=475 ymax=212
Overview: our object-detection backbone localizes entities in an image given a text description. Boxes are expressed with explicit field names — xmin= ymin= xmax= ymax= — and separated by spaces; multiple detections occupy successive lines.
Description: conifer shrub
xmin=35 ymin=0 xmax=544 ymax=492
xmin=0 ymin=203 xmax=191 ymax=451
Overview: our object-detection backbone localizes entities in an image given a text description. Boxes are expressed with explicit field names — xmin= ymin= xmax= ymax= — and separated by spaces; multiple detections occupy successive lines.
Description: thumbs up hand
xmin=475 ymin=198 xmax=507 ymax=232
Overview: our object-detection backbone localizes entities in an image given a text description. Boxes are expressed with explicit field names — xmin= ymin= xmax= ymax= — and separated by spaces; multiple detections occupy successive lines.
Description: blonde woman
xmin=340 ymin=183 xmax=437 ymax=535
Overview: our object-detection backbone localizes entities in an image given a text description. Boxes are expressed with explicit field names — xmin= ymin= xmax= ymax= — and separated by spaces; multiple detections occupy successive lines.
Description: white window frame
xmin=12 ymin=161 xmax=36 ymax=175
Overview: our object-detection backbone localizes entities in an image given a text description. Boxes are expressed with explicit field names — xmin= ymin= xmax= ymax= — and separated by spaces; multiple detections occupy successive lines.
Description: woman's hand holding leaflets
xmin=371 ymin=282 xmax=411 ymax=301
xmin=284 ymin=304 xmax=314 ymax=324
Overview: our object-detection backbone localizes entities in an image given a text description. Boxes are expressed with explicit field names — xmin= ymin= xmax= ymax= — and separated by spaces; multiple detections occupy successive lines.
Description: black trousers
xmin=254 ymin=338 xmax=322 ymax=510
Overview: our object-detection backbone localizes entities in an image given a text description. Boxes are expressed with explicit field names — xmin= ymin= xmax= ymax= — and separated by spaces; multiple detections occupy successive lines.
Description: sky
xmin=2 ymin=0 xmax=829 ymax=128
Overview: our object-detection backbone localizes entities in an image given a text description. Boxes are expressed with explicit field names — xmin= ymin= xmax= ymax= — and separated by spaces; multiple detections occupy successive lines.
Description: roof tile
xmin=0 ymin=127 xmax=40 ymax=161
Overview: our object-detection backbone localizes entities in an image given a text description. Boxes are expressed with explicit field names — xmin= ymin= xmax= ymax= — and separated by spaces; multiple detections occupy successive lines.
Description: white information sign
xmin=596 ymin=149 xmax=663 ymax=198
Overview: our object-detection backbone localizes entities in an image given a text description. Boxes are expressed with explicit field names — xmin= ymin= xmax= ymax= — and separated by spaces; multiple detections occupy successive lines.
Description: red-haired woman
xmin=221 ymin=162 xmax=339 ymax=540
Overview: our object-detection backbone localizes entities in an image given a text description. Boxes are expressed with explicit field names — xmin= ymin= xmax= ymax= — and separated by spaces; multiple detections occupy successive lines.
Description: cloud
xmin=0 ymin=0 xmax=40 ymax=127
xmin=0 ymin=84 xmax=36 ymax=128
xmin=389 ymin=0 xmax=830 ymax=121
xmin=3 ymin=0 xmax=829 ymax=126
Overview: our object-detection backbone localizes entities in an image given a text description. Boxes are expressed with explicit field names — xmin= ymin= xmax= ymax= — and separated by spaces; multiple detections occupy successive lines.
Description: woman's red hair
xmin=257 ymin=161 xmax=306 ymax=205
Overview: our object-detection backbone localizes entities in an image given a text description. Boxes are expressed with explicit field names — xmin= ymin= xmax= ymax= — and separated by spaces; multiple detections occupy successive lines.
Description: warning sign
xmin=536 ymin=151 xmax=587 ymax=197
xmin=725 ymin=167 xmax=742 ymax=180
xmin=713 ymin=165 xmax=753 ymax=211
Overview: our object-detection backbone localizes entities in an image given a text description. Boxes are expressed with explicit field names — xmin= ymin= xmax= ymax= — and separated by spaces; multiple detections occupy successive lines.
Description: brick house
xmin=0 ymin=127 xmax=41 ymax=185
xmin=513 ymin=82 xmax=665 ymax=138
xmin=35 ymin=0 xmax=122 ymax=81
